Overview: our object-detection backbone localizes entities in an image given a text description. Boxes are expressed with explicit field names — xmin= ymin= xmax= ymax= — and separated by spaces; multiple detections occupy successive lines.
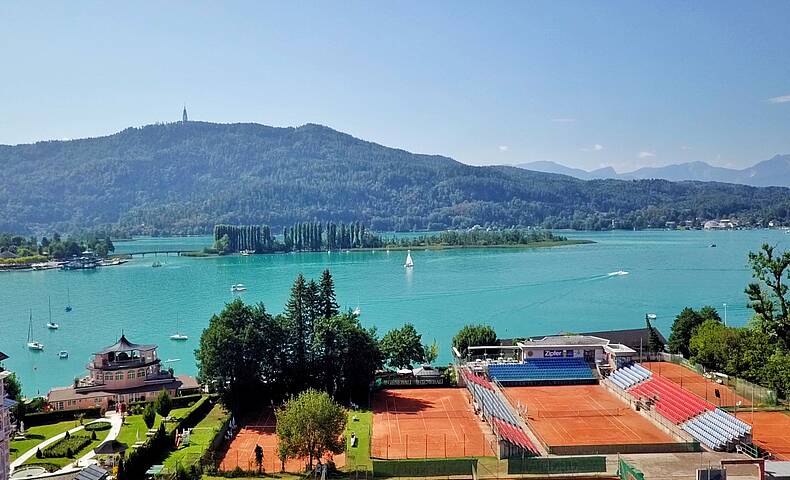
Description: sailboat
xmin=404 ymin=250 xmax=414 ymax=268
xmin=26 ymin=311 xmax=44 ymax=350
xmin=46 ymin=297 xmax=59 ymax=330
xmin=170 ymin=314 xmax=188 ymax=341
xmin=64 ymin=287 xmax=72 ymax=312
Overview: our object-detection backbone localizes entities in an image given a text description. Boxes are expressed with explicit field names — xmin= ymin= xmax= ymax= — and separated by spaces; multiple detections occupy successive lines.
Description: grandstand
xmin=488 ymin=358 xmax=595 ymax=385
xmin=607 ymin=362 xmax=753 ymax=452
xmin=460 ymin=369 xmax=540 ymax=457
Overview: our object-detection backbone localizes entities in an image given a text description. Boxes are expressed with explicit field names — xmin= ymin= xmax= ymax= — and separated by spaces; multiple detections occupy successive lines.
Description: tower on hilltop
xmin=182 ymin=104 xmax=188 ymax=123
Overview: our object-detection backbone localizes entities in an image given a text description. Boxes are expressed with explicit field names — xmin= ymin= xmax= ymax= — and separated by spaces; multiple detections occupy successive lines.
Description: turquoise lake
xmin=2 ymin=229 xmax=788 ymax=396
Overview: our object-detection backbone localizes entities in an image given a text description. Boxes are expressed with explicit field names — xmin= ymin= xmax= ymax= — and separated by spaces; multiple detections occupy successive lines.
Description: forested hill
xmin=2 ymin=121 xmax=790 ymax=234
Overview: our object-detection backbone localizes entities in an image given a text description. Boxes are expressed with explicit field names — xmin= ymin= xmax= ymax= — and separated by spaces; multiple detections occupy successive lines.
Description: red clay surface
xmin=371 ymin=388 xmax=493 ymax=459
xmin=740 ymin=411 xmax=790 ymax=460
xmin=219 ymin=410 xmax=345 ymax=473
xmin=642 ymin=362 xmax=751 ymax=407
xmin=505 ymin=385 xmax=674 ymax=447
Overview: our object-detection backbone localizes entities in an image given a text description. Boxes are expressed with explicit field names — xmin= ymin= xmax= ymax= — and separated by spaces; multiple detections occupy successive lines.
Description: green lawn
xmin=116 ymin=397 xmax=208 ymax=447
xmin=162 ymin=404 xmax=228 ymax=472
xmin=344 ymin=410 xmax=372 ymax=471
xmin=9 ymin=420 xmax=81 ymax=461
xmin=203 ymin=475 xmax=304 ymax=480
xmin=23 ymin=427 xmax=111 ymax=470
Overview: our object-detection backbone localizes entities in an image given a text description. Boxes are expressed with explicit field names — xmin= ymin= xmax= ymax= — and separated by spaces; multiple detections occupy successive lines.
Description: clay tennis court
xmin=740 ymin=411 xmax=790 ymax=460
xmin=219 ymin=410 xmax=346 ymax=473
xmin=642 ymin=362 xmax=751 ymax=407
xmin=505 ymin=385 xmax=673 ymax=447
xmin=371 ymin=388 xmax=492 ymax=459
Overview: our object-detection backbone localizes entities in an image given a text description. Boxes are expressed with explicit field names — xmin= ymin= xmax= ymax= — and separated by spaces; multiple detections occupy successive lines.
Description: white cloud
xmin=581 ymin=144 xmax=604 ymax=152
xmin=498 ymin=145 xmax=509 ymax=152
xmin=638 ymin=151 xmax=656 ymax=158
xmin=551 ymin=118 xmax=577 ymax=123
xmin=768 ymin=94 xmax=790 ymax=104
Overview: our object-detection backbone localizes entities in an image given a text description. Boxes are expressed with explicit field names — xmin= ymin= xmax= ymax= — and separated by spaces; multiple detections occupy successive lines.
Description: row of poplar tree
xmin=212 ymin=221 xmax=383 ymax=254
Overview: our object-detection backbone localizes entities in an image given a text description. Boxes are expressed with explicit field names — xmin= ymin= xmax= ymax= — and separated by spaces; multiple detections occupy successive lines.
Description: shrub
xmin=155 ymin=390 xmax=173 ymax=418
xmin=91 ymin=431 xmax=97 ymax=441
xmin=35 ymin=449 xmax=42 ymax=459
xmin=85 ymin=421 xmax=112 ymax=431
xmin=143 ymin=403 xmax=156 ymax=429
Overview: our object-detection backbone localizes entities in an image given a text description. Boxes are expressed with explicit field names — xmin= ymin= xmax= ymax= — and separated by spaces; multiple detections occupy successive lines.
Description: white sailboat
xmin=46 ymin=297 xmax=59 ymax=330
xmin=170 ymin=313 xmax=188 ymax=341
xmin=26 ymin=311 xmax=44 ymax=350
xmin=404 ymin=250 xmax=414 ymax=268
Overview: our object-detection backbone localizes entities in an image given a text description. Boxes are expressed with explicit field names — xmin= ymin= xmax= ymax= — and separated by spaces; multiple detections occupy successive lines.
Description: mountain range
xmin=1 ymin=121 xmax=790 ymax=234
xmin=517 ymin=156 xmax=790 ymax=187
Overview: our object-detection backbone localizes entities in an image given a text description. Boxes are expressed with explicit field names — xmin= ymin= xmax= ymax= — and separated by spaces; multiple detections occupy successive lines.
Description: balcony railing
xmin=88 ymin=357 xmax=157 ymax=370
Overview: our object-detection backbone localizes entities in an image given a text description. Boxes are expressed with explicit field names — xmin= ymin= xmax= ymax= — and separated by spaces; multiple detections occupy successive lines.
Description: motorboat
xmin=58 ymin=350 xmax=69 ymax=359
xmin=608 ymin=270 xmax=629 ymax=276
xmin=240 ymin=250 xmax=253 ymax=256
xmin=152 ymin=261 xmax=163 ymax=268
xmin=231 ymin=283 xmax=248 ymax=292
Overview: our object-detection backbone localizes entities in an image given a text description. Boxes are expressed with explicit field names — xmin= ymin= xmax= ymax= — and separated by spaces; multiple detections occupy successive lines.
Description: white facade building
xmin=1 ymin=350 xmax=14 ymax=480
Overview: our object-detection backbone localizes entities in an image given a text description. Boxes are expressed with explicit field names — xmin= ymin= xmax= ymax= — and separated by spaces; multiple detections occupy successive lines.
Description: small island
xmin=206 ymin=222 xmax=591 ymax=255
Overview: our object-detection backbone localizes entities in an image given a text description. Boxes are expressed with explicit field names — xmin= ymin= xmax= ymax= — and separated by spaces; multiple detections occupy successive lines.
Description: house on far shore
xmin=47 ymin=334 xmax=198 ymax=412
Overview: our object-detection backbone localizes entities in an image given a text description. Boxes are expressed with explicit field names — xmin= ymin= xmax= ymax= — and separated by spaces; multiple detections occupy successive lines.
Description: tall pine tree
xmin=319 ymin=269 xmax=339 ymax=319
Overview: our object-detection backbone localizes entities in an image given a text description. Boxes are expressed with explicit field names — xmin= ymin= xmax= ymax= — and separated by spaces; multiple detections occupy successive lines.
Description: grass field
xmin=23 ymin=427 xmax=110 ymax=469
xmin=9 ymin=420 xmax=81 ymax=461
xmin=163 ymin=404 xmax=229 ymax=472
xmin=345 ymin=410 xmax=372 ymax=471
xmin=116 ymin=403 xmax=196 ymax=447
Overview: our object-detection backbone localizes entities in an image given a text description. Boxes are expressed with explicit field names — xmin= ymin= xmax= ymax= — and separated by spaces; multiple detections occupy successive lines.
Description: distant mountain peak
xmin=516 ymin=157 xmax=790 ymax=187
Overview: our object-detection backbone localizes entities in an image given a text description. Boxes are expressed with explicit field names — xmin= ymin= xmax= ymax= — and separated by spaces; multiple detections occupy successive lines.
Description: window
xmin=104 ymin=373 xmax=112 ymax=381
xmin=115 ymin=372 xmax=124 ymax=380
xmin=137 ymin=369 xmax=145 ymax=378
xmin=127 ymin=371 xmax=134 ymax=380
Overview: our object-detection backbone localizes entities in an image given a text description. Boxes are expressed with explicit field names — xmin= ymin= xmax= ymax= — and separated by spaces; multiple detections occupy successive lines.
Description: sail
xmin=404 ymin=251 xmax=414 ymax=268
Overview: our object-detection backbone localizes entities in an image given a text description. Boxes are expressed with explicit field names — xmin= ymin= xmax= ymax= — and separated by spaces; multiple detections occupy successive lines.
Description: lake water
xmin=2 ymin=229 xmax=788 ymax=396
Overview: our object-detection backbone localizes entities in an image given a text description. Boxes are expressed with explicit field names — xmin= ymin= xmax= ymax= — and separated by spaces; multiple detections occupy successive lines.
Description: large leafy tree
xmin=746 ymin=244 xmax=790 ymax=347
xmin=195 ymin=299 xmax=284 ymax=413
xmin=452 ymin=325 xmax=497 ymax=358
xmin=380 ymin=323 xmax=425 ymax=369
xmin=276 ymin=390 xmax=346 ymax=468
xmin=313 ymin=313 xmax=383 ymax=403
xmin=668 ymin=307 xmax=720 ymax=357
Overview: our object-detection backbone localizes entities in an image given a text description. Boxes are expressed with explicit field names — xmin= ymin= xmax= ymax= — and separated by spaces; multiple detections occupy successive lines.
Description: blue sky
xmin=1 ymin=1 xmax=789 ymax=171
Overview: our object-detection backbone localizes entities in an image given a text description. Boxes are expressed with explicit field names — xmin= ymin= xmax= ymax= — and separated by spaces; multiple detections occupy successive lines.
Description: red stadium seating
xmin=492 ymin=417 xmax=538 ymax=455
xmin=628 ymin=376 xmax=714 ymax=424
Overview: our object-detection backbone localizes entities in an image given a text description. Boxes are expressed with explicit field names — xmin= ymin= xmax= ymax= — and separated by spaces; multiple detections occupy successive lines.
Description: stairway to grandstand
xmin=608 ymin=363 xmax=752 ymax=451
xmin=487 ymin=358 xmax=595 ymax=385
xmin=460 ymin=369 xmax=539 ymax=456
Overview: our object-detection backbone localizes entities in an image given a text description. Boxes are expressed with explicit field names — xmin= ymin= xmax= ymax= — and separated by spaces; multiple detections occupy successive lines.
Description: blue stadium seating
xmin=488 ymin=358 xmax=594 ymax=384
xmin=681 ymin=409 xmax=751 ymax=451
xmin=609 ymin=363 xmax=651 ymax=389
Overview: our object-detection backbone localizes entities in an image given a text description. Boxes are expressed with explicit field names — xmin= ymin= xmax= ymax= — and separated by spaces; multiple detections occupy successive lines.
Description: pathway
xmin=9 ymin=413 xmax=123 ymax=474
xmin=10 ymin=425 xmax=85 ymax=472
xmin=59 ymin=413 xmax=124 ymax=472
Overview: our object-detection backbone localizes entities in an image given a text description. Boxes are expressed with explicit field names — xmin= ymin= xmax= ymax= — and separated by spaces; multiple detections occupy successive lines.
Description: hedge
xmin=84 ymin=421 xmax=112 ymax=431
xmin=128 ymin=393 xmax=205 ymax=411
xmin=42 ymin=434 xmax=91 ymax=458
xmin=25 ymin=407 xmax=102 ymax=427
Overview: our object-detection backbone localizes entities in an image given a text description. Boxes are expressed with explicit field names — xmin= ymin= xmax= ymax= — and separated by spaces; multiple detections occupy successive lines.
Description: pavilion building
xmin=47 ymin=335 xmax=198 ymax=412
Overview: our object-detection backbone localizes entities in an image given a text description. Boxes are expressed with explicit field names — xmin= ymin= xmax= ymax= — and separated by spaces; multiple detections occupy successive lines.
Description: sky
xmin=1 ymin=1 xmax=789 ymax=171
